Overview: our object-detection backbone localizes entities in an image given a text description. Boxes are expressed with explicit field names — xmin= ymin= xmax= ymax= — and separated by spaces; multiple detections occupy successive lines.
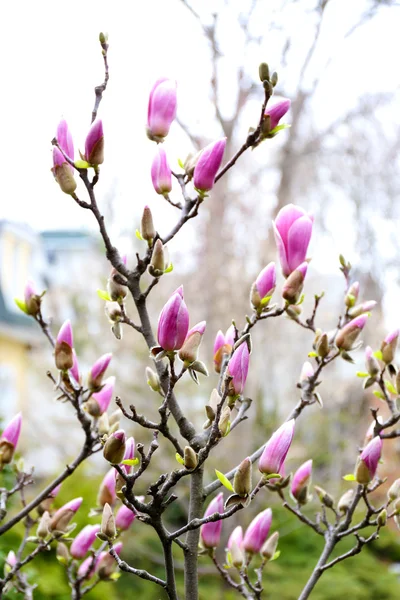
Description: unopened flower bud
xmin=55 ymin=320 xmax=74 ymax=371
xmin=348 ymin=300 xmax=377 ymax=318
xmin=147 ymin=78 xmax=177 ymax=141
xmin=70 ymin=524 xmax=100 ymax=559
xmin=107 ymin=257 xmax=128 ymax=302
xmin=344 ymin=282 xmax=359 ymax=308
xmin=88 ymin=353 xmax=112 ymax=391
xmin=97 ymin=469 xmax=117 ymax=507
xmin=157 ymin=286 xmax=189 ymax=351
xmin=140 ymin=205 xmax=156 ymax=243
xmin=282 ymin=262 xmax=308 ymax=304
xmin=87 ymin=377 xmax=115 ymax=417
xmin=56 ymin=542 xmax=70 ymax=565
xmin=270 ymin=71 xmax=278 ymax=87
xmin=98 ymin=413 xmax=110 ymax=435
xmin=230 ymin=540 xmax=244 ymax=568
xmin=388 ymin=478 xmax=400 ymax=503
xmin=226 ymin=340 xmax=250 ymax=397
xmin=179 ymin=321 xmax=206 ymax=365
xmin=218 ymin=406 xmax=231 ymax=437
xmin=259 ymin=62 xmax=270 ymax=82
xmin=146 ymin=367 xmax=160 ymax=392
xmin=52 ymin=120 xmax=76 ymax=195
xmin=299 ymin=362 xmax=314 ymax=385
xmin=338 ymin=489 xmax=354 ymax=513
xmin=101 ymin=503 xmax=116 ymax=539
xmin=103 ymin=430 xmax=126 ymax=464
xmin=4 ymin=550 xmax=16 ymax=575
xmin=335 ymin=314 xmax=368 ymax=351
xmin=263 ymin=100 xmax=290 ymax=135
xmin=380 ymin=329 xmax=399 ymax=364
xmin=96 ymin=542 xmax=122 ymax=579
xmin=49 ymin=497 xmax=82 ymax=533
xmin=148 ymin=239 xmax=167 ymax=277
xmin=151 ymin=147 xmax=172 ymax=195
xmin=200 ymin=493 xmax=224 ymax=549
xmin=0 ymin=413 xmax=22 ymax=465
xmin=314 ymin=486 xmax=334 ymax=508
xmin=316 ymin=333 xmax=329 ymax=358
xmin=193 ymin=138 xmax=226 ymax=193
xmin=115 ymin=504 xmax=136 ymax=531
xmin=183 ymin=150 xmax=202 ymax=180
xmin=259 ymin=420 xmax=295 ymax=476
xmin=184 ymin=446 xmax=198 ymax=470
xmin=364 ymin=417 xmax=383 ymax=447
xmin=365 ymin=346 xmax=380 ymax=377
xmin=84 ymin=119 xmax=104 ymax=165
xmin=377 ymin=508 xmax=387 ymax=527
xmin=261 ymin=531 xmax=279 ymax=560
xmin=233 ymin=457 xmax=252 ymax=497
xmin=105 ymin=301 xmax=122 ymax=322
xmin=273 ymin=204 xmax=313 ymax=277
xmin=24 ymin=279 xmax=42 ymax=316
xmin=243 ymin=509 xmax=273 ymax=554
xmin=291 ymin=460 xmax=312 ymax=505
xmin=250 ymin=263 xmax=276 ymax=311
xmin=354 ymin=436 xmax=382 ymax=484
xmin=37 ymin=511 xmax=51 ymax=538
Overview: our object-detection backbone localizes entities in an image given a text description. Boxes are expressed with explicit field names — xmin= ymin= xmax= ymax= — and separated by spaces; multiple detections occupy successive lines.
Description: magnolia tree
xmin=1 ymin=34 xmax=400 ymax=600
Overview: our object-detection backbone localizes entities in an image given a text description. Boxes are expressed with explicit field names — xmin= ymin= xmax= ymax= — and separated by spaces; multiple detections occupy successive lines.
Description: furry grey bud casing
xmin=233 ymin=457 xmax=252 ymax=497
xmin=101 ymin=503 xmax=116 ymax=539
xmin=103 ymin=430 xmax=126 ymax=464
xmin=140 ymin=206 xmax=156 ymax=243
xmin=184 ymin=446 xmax=198 ymax=470
xmin=261 ymin=531 xmax=279 ymax=560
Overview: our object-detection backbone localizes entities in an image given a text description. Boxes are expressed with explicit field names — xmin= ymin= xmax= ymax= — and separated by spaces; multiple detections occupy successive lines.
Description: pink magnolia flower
xmin=97 ymin=468 xmax=117 ymax=507
xmin=335 ymin=314 xmax=369 ymax=351
xmin=355 ymin=436 xmax=383 ymax=484
xmin=57 ymin=119 xmax=74 ymax=166
xmin=291 ymin=459 xmax=312 ymax=504
xmin=57 ymin=320 xmax=73 ymax=348
xmin=200 ymin=492 xmax=224 ymax=548
xmin=157 ymin=286 xmax=189 ymax=351
xmin=259 ymin=419 xmax=295 ymax=475
xmin=227 ymin=342 xmax=250 ymax=396
xmin=70 ymin=524 xmax=100 ymax=559
xmin=88 ymin=353 xmax=112 ymax=389
xmin=193 ymin=138 xmax=226 ymax=192
xmin=115 ymin=504 xmax=136 ymax=531
xmin=213 ymin=325 xmax=236 ymax=373
xmin=273 ymin=204 xmax=313 ymax=277
xmin=264 ymin=99 xmax=291 ymax=132
xmin=299 ymin=361 xmax=314 ymax=383
xmin=151 ymin=146 xmax=172 ymax=195
xmin=251 ymin=262 xmax=276 ymax=309
xmin=147 ymin=78 xmax=177 ymax=140
xmin=242 ymin=508 xmax=272 ymax=554
xmin=381 ymin=329 xmax=400 ymax=364
xmin=85 ymin=119 xmax=104 ymax=165
xmin=89 ymin=376 xmax=115 ymax=416
xmin=227 ymin=525 xmax=243 ymax=550
xmin=179 ymin=320 xmax=206 ymax=364
xmin=1 ymin=413 xmax=22 ymax=449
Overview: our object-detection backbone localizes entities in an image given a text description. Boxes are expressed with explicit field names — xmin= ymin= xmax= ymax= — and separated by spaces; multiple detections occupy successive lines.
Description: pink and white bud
xmin=50 ymin=497 xmax=83 ymax=532
xmin=193 ymin=138 xmax=226 ymax=192
xmin=264 ymin=99 xmax=291 ymax=132
xmin=259 ymin=419 xmax=295 ymax=476
xmin=355 ymin=436 xmax=383 ymax=484
xmin=251 ymin=262 xmax=276 ymax=310
xmin=200 ymin=492 xmax=224 ymax=549
xmin=242 ymin=508 xmax=272 ymax=554
xmin=5 ymin=550 xmax=17 ymax=569
xmin=348 ymin=301 xmax=377 ymax=318
xmin=381 ymin=329 xmax=399 ymax=364
xmin=97 ymin=468 xmax=117 ymax=507
xmin=87 ymin=376 xmax=115 ymax=417
xmin=115 ymin=504 xmax=136 ymax=531
xmin=365 ymin=346 xmax=380 ymax=377
xmin=227 ymin=526 xmax=244 ymax=568
xmin=335 ymin=314 xmax=369 ymax=351
xmin=227 ymin=525 xmax=243 ymax=551
xmin=345 ymin=281 xmax=360 ymax=308
xmin=57 ymin=119 xmax=74 ymax=165
xmin=291 ymin=459 xmax=312 ymax=505
xmin=282 ymin=261 xmax=308 ymax=304
xmin=299 ymin=361 xmax=314 ymax=384
xmin=70 ymin=524 xmax=100 ymax=559
xmin=151 ymin=147 xmax=172 ymax=195
xmin=147 ymin=78 xmax=177 ymax=141
xmin=273 ymin=204 xmax=313 ymax=277
xmin=55 ymin=320 xmax=74 ymax=371
xmin=24 ymin=279 xmax=41 ymax=316
xmin=227 ymin=341 xmax=250 ymax=397
xmin=178 ymin=321 xmax=206 ymax=365
xmin=157 ymin=286 xmax=189 ymax=351
xmin=0 ymin=413 xmax=22 ymax=465
xmin=52 ymin=120 xmax=76 ymax=194
xmin=78 ymin=555 xmax=97 ymax=580
xmin=88 ymin=353 xmax=113 ymax=390
xmin=103 ymin=430 xmax=126 ymax=464
xmin=85 ymin=119 xmax=104 ymax=165
xmin=364 ymin=417 xmax=383 ymax=447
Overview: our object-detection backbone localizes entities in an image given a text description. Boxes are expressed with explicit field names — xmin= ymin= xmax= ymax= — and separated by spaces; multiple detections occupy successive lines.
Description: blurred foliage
xmin=1 ymin=466 xmax=400 ymax=599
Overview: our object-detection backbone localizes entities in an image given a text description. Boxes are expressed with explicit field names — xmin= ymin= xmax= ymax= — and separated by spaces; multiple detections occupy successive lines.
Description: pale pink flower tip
xmin=57 ymin=320 xmax=73 ymax=348
xmin=265 ymin=99 xmax=291 ymax=130
xmin=1 ymin=413 xmax=22 ymax=448
xmin=242 ymin=508 xmax=272 ymax=554
xmin=200 ymin=492 xmax=224 ymax=548
xmin=365 ymin=346 xmax=373 ymax=360
xmin=227 ymin=342 xmax=250 ymax=396
xmin=385 ymin=329 xmax=400 ymax=345
xmin=90 ymin=353 xmax=113 ymax=381
xmin=227 ymin=525 xmax=243 ymax=550
xmin=259 ymin=419 xmax=295 ymax=475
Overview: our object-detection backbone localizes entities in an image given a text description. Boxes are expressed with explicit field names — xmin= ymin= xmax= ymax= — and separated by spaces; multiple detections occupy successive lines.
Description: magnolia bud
xmin=103 ymin=430 xmax=126 ymax=464
xmin=233 ymin=457 xmax=252 ymax=498
xmin=55 ymin=320 xmax=73 ymax=371
xmin=230 ymin=540 xmax=244 ymax=568
xmin=380 ymin=330 xmax=399 ymax=365
xmin=387 ymin=479 xmax=400 ymax=503
xmin=101 ymin=503 xmax=116 ymax=539
xmin=314 ymin=486 xmax=334 ymax=508
xmin=338 ymin=489 xmax=354 ymax=513
xmin=179 ymin=322 xmax=206 ymax=365
xmin=345 ymin=282 xmax=359 ymax=308
xmin=148 ymin=239 xmax=166 ymax=277
xmin=56 ymin=542 xmax=70 ymax=565
xmin=261 ymin=531 xmax=279 ymax=560
xmin=316 ymin=333 xmax=329 ymax=358
xmin=105 ymin=301 xmax=122 ymax=322
xmin=377 ymin=508 xmax=387 ymax=527
xmin=37 ymin=511 xmax=51 ymax=538
xmin=365 ymin=346 xmax=380 ymax=378
xmin=146 ymin=367 xmax=160 ymax=392
xmin=259 ymin=62 xmax=270 ymax=82
xmin=184 ymin=446 xmax=198 ymax=470
xmin=282 ymin=263 xmax=307 ymax=304
xmin=218 ymin=406 xmax=231 ymax=436
xmin=140 ymin=206 xmax=156 ymax=243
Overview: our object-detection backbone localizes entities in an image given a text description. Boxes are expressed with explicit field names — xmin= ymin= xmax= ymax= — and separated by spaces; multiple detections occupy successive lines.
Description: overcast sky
xmin=1 ymin=0 xmax=399 ymax=231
